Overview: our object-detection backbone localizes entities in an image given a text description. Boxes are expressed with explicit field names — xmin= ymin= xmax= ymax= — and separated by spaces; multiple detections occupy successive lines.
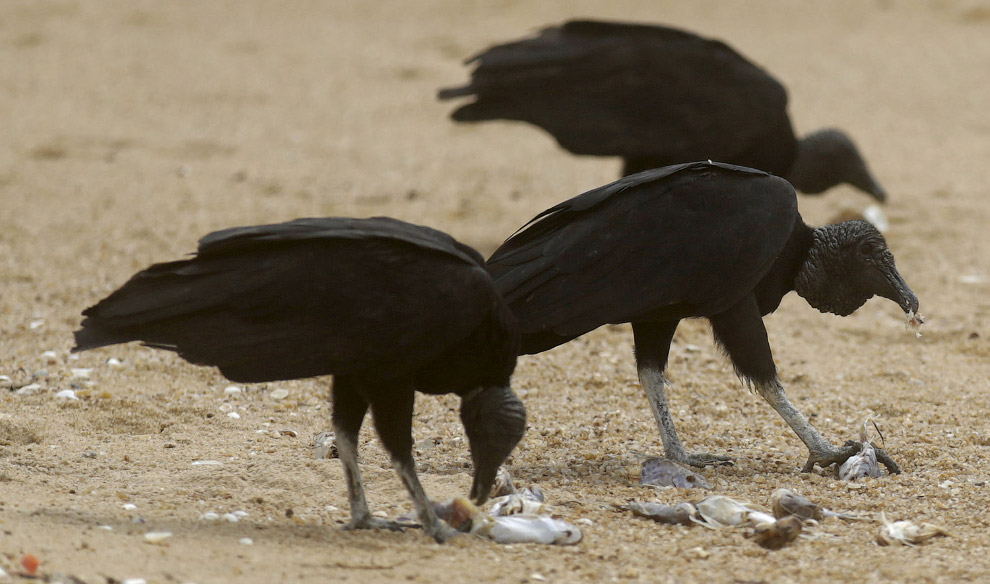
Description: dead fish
xmin=877 ymin=512 xmax=949 ymax=546
xmin=839 ymin=419 xmax=883 ymax=481
xmin=770 ymin=488 xmax=868 ymax=522
xmin=749 ymin=515 xmax=804 ymax=550
xmin=619 ymin=501 xmax=697 ymax=526
xmin=770 ymin=489 xmax=823 ymax=521
xmin=693 ymin=495 xmax=776 ymax=529
xmin=473 ymin=515 xmax=583 ymax=545
xmin=640 ymin=457 xmax=711 ymax=489
xmin=489 ymin=487 xmax=546 ymax=517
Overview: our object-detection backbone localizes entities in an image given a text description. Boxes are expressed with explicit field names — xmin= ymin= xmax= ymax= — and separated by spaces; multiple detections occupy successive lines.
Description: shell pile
xmin=906 ymin=310 xmax=925 ymax=338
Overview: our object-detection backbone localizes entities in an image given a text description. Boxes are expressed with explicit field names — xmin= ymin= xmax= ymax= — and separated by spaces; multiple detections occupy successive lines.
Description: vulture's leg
xmin=331 ymin=377 xmax=395 ymax=532
xmin=369 ymin=384 xmax=457 ymax=543
xmin=709 ymin=296 xmax=890 ymax=472
xmin=633 ymin=321 xmax=733 ymax=467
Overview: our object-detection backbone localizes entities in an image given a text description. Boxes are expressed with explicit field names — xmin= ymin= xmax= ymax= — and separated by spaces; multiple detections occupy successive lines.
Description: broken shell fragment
xmin=749 ymin=515 xmax=803 ymax=550
xmin=770 ymin=489 xmax=823 ymax=521
xmin=877 ymin=512 xmax=949 ymax=546
xmin=640 ymin=457 xmax=710 ymax=489
xmin=619 ymin=501 xmax=698 ymax=526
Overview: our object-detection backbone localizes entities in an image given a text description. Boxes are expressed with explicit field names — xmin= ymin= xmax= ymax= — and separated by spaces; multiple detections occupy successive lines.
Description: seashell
xmin=270 ymin=388 xmax=289 ymax=400
xmin=877 ymin=512 xmax=949 ymax=546
xmin=55 ymin=389 xmax=79 ymax=400
xmin=143 ymin=531 xmax=172 ymax=544
xmin=222 ymin=512 xmax=240 ymax=522
xmin=199 ymin=512 xmax=220 ymax=521
xmin=41 ymin=350 xmax=58 ymax=363
xmin=620 ymin=501 xmax=697 ymax=526
xmin=226 ymin=412 xmax=241 ymax=419
xmin=639 ymin=457 xmax=710 ymax=489
xmin=239 ymin=537 xmax=254 ymax=545
xmin=224 ymin=385 xmax=242 ymax=395
xmin=191 ymin=460 xmax=223 ymax=466
xmin=106 ymin=357 xmax=123 ymax=368
xmin=749 ymin=515 xmax=803 ymax=550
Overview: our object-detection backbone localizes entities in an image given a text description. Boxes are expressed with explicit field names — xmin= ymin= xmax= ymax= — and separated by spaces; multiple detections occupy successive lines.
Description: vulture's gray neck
xmin=794 ymin=225 xmax=861 ymax=317
xmin=785 ymin=129 xmax=886 ymax=201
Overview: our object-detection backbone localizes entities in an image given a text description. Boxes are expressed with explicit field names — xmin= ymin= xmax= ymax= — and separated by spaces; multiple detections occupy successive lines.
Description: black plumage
xmin=486 ymin=161 xmax=917 ymax=471
xmin=74 ymin=216 xmax=526 ymax=542
xmin=440 ymin=20 xmax=886 ymax=201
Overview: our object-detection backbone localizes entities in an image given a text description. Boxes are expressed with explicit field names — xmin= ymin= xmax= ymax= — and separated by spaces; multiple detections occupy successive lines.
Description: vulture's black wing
xmin=440 ymin=20 xmax=796 ymax=174
xmin=74 ymin=217 xmax=498 ymax=383
xmin=486 ymin=162 xmax=797 ymax=340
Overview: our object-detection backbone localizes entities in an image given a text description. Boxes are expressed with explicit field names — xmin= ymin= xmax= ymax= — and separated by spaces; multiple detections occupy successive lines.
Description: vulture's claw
xmin=801 ymin=440 xmax=901 ymax=474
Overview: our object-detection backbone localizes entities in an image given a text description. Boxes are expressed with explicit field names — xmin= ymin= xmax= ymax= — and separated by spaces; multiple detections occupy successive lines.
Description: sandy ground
xmin=2 ymin=0 xmax=989 ymax=582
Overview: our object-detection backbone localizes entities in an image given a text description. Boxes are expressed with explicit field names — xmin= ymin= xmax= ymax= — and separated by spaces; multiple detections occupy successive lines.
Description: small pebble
xmin=144 ymin=531 xmax=172 ymax=544
xmin=227 ymin=412 xmax=241 ymax=419
xmin=222 ymin=513 xmax=240 ymax=523
xmin=30 ymin=319 xmax=45 ymax=330
xmin=372 ymin=510 xmax=388 ymax=518
xmin=191 ymin=460 xmax=223 ymax=466
xmin=70 ymin=368 xmax=92 ymax=379
xmin=82 ymin=451 xmax=99 ymax=459
xmin=123 ymin=504 xmax=138 ymax=511
xmin=54 ymin=389 xmax=79 ymax=400
xmin=278 ymin=429 xmax=298 ymax=438
xmin=224 ymin=385 xmax=242 ymax=395
xmin=239 ymin=537 xmax=253 ymax=546
xmin=200 ymin=512 xmax=220 ymax=521
xmin=0 ymin=375 xmax=10 ymax=383
xmin=98 ymin=525 xmax=113 ymax=531
xmin=121 ymin=580 xmax=147 ymax=584
xmin=270 ymin=388 xmax=289 ymax=400
xmin=106 ymin=357 xmax=123 ymax=367
xmin=325 ymin=505 xmax=339 ymax=512
xmin=41 ymin=350 xmax=58 ymax=362
xmin=233 ymin=510 xmax=249 ymax=518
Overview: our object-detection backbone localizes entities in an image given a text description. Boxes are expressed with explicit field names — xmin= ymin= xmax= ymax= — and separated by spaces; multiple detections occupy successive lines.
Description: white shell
xmin=143 ymin=531 xmax=172 ymax=544
xmin=270 ymin=388 xmax=290 ymax=400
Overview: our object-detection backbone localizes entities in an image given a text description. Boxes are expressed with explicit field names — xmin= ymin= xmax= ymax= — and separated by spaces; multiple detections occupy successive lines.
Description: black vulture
xmin=73 ymin=216 xmax=526 ymax=542
xmin=486 ymin=161 xmax=918 ymax=472
xmin=439 ymin=20 xmax=886 ymax=201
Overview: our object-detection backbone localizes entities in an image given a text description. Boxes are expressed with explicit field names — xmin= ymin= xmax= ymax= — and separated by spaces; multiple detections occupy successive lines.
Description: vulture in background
xmin=74 ymin=216 xmax=526 ymax=543
xmin=440 ymin=20 xmax=887 ymax=202
xmin=486 ymin=161 xmax=918 ymax=472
